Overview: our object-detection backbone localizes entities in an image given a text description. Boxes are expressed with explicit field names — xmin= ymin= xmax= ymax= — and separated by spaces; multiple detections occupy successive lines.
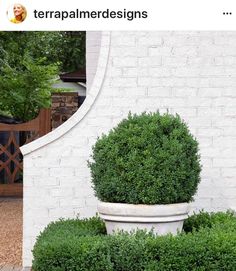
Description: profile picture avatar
xmin=7 ymin=3 xmax=27 ymax=23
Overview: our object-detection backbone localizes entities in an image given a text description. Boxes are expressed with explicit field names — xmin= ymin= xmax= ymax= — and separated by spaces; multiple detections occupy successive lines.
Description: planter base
xmin=98 ymin=202 xmax=190 ymax=236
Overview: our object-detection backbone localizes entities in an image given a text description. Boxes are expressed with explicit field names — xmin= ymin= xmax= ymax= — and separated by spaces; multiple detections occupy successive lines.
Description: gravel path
xmin=0 ymin=198 xmax=22 ymax=268
xmin=0 ymin=265 xmax=22 ymax=270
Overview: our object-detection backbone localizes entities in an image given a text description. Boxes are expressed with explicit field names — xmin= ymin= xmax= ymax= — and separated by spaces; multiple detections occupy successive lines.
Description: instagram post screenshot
xmin=0 ymin=0 xmax=235 ymax=270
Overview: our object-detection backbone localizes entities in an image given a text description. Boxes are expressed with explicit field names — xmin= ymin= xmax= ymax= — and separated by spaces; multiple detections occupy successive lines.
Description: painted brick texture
xmin=86 ymin=31 xmax=102 ymax=91
xmin=22 ymin=31 xmax=236 ymax=267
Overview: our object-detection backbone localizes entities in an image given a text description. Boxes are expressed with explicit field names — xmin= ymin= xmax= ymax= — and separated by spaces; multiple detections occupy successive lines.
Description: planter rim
xmin=98 ymin=201 xmax=190 ymax=217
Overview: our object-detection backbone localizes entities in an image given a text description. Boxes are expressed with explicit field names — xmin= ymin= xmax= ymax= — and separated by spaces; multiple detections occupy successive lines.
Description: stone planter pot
xmin=98 ymin=202 xmax=190 ymax=236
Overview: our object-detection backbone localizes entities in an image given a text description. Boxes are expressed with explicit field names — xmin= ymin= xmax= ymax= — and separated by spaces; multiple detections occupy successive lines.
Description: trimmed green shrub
xmin=32 ymin=216 xmax=107 ymax=271
xmin=183 ymin=210 xmax=236 ymax=233
xmin=145 ymin=217 xmax=236 ymax=271
xmin=88 ymin=112 xmax=201 ymax=204
xmin=105 ymin=232 xmax=150 ymax=271
xmin=32 ymin=212 xmax=236 ymax=271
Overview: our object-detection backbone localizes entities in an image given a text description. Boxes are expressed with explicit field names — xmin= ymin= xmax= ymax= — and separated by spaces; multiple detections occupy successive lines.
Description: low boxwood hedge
xmin=183 ymin=210 xmax=235 ymax=233
xmin=32 ymin=212 xmax=236 ymax=271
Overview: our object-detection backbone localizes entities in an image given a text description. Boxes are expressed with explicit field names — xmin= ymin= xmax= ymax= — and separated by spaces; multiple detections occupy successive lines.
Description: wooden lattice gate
xmin=0 ymin=109 xmax=51 ymax=197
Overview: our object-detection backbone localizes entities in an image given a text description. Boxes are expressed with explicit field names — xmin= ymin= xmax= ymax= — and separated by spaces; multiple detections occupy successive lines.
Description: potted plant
xmin=88 ymin=112 xmax=201 ymax=235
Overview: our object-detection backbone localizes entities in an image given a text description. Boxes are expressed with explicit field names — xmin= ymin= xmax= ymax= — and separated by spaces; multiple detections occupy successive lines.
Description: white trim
xmin=20 ymin=31 xmax=111 ymax=155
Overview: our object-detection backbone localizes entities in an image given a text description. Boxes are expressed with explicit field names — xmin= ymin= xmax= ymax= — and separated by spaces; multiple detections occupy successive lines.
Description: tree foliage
xmin=0 ymin=55 xmax=58 ymax=121
xmin=0 ymin=31 xmax=85 ymax=72
xmin=0 ymin=31 xmax=85 ymax=121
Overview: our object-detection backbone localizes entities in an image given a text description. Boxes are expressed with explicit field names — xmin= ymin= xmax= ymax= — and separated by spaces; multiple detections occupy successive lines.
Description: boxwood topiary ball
xmin=88 ymin=112 xmax=201 ymax=205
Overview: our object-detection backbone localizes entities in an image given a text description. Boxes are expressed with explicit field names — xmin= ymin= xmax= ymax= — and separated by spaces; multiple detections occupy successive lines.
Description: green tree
xmin=0 ymin=54 xmax=58 ymax=121
xmin=0 ymin=31 xmax=85 ymax=121
xmin=0 ymin=31 xmax=85 ymax=73
xmin=28 ymin=31 xmax=86 ymax=72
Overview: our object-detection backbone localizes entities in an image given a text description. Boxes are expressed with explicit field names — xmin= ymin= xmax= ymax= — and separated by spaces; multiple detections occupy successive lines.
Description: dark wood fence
xmin=0 ymin=109 xmax=51 ymax=196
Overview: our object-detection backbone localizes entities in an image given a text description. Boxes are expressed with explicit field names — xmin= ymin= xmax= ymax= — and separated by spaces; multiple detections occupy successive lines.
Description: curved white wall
xmin=22 ymin=31 xmax=236 ymax=268
xmin=86 ymin=32 xmax=102 ymax=91
xmin=21 ymin=31 xmax=110 ymax=267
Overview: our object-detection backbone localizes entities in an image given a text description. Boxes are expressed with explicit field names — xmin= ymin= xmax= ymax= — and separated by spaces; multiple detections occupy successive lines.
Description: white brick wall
xmin=86 ymin=31 xmax=102 ymax=91
xmin=21 ymin=31 xmax=236 ymax=268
